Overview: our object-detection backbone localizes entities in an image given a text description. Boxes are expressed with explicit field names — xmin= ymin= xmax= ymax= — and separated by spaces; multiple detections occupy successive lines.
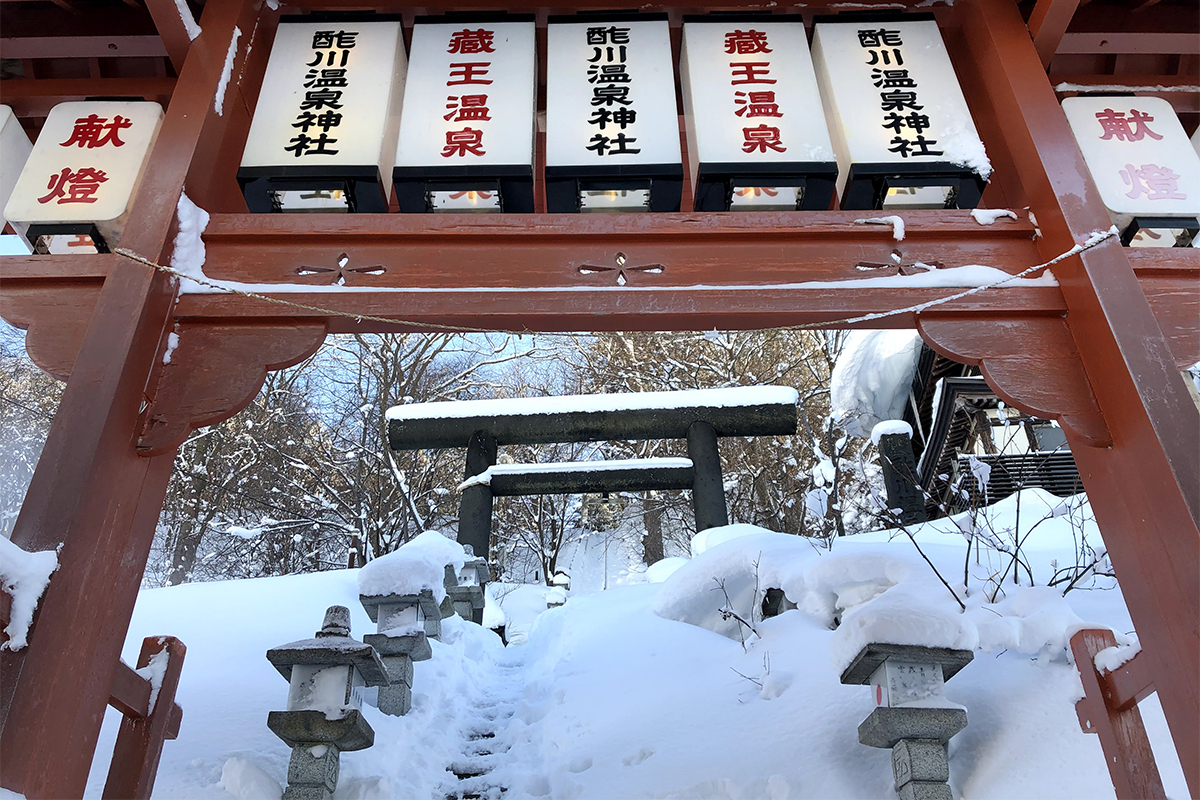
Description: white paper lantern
xmin=810 ymin=15 xmax=989 ymax=210
xmin=238 ymin=15 xmax=407 ymax=213
xmin=545 ymin=14 xmax=683 ymax=213
xmin=4 ymin=101 xmax=163 ymax=252
xmin=681 ymin=16 xmax=838 ymax=211
xmin=394 ymin=15 xmax=536 ymax=213
xmin=1063 ymin=95 xmax=1200 ymax=247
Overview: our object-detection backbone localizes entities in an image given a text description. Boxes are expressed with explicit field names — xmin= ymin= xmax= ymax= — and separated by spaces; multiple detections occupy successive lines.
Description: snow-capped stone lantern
xmin=546 ymin=570 xmax=570 ymax=609
xmin=443 ymin=545 xmax=489 ymax=623
xmin=872 ymin=421 xmax=926 ymax=526
xmin=265 ymin=606 xmax=389 ymax=800
xmin=840 ymin=643 xmax=973 ymax=800
xmin=359 ymin=588 xmax=440 ymax=716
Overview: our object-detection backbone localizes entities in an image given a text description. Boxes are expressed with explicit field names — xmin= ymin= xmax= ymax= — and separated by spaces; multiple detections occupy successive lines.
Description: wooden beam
xmin=0 ymin=35 xmax=167 ymax=59
xmin=0 ymin=0 xmax=256 ymax=796
xmin=1071 ymin=629 xmax=1166 ymax=799
xmin=107 ymin=661 xmax=152 ymax=720
xmin=196 ymin=209 xmax=1046 ymax=284
xmin=1057 ymin=32 xmax=1200 ymax=55
xmin=143 ymin=0 xmax=195 ymax=72
xmin=1103 ymin=649 xmax=1156 ymax=714
xmin=390 ymin=397 xmax=797 ymax=449
xmin=1051 ymin=74 xmax=1200 ymax=114
xmin=103 ymin=637 xmax=186 ymax=800
xmin=485 ymin=463 xmax=696 ymax=496
xmin=1027 ymin=0 xmax=1081 ymax=68
xmin=1 ymin=77 xmax=175 ymax=117
xmin=174 ymin=285 xmax=1070 ymax=333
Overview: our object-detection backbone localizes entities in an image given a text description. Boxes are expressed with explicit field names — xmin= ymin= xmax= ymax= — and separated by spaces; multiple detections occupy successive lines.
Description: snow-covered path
xmin=445 ymin=648 xmax=528 ymax=800
xmin=81 ymin=505 xmax=1189 ymax=799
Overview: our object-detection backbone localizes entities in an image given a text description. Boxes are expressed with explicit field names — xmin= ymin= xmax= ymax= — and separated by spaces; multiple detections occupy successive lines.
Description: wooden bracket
xmin=917 ymin=314 xmax=1112 ymax=447
xmin=0 ymin=281 xmax=104 ymax=381
xmin=137 ymin=319 xmax=327 ymax=455
xmin=1071 ymin=628 xmax=1166 ymax=799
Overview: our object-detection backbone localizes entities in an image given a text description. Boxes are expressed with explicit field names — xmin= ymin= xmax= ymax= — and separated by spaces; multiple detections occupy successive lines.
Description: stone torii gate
xmin=386 ymin=387 xmax=801 ymax=557
xmin=0 ymin=0 xmax=1197 ymax=798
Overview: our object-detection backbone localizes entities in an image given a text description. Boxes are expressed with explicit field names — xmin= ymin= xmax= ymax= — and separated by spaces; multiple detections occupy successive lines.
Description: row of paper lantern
xmin=2 ymin=12 xmax=1198 ymax=253
xmin=238 ymin=13 xmax=994 ymax=215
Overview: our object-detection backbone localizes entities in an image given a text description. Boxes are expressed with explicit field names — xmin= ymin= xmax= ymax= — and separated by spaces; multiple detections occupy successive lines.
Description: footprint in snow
xmin=568 ymin=757 xmax=593 ymax=773
xmin=622 ymin=748 xmax=655 ymax=767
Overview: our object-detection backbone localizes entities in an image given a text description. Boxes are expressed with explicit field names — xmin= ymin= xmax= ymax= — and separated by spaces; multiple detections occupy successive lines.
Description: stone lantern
xmin=266 ymin=606 xmax=389 ymax=800
xmin=546 ymin=570 xmax=570 ymax=609
xmin=359 ymin=589 xmax=440 ymax=716
xmin=840 ymin=643 xmax=974 ymax=800
xmin=443 ymin=546 xmax=490 ymax=624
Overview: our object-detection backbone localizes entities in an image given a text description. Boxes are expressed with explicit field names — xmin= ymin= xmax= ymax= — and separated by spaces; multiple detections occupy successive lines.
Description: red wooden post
xmin=0 ymin=0 xmax=255 ymax=796
xmin=960 ymin=4 xmax=1200 ymax=796
xmin=1070 ymin=629 xmax=1165 ymax=799
xmin=103 ymin=637 xmax=187 ymax=800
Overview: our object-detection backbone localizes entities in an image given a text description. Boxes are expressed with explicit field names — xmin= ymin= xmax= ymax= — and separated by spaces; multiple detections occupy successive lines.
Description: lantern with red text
xmin=4 ymin=101 xmax=162 ymax=253
xmin=1063 ymin=96 xmax=1200 ymax=247
xmin=681 ymin=17 xmax=838 ymax=212
xmin=394 ymin=15 xmax=536 ymax=213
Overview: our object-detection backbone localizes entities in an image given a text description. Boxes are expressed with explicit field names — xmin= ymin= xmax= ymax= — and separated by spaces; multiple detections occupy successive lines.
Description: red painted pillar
xmin=0 ymin=0 xmax=258 ymax=796
xmin=960 ymin=2 xmax=1199 ymax=795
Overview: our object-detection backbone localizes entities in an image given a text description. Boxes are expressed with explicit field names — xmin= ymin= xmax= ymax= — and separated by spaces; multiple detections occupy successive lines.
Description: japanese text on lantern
xmin=585 ymin=25 xmax=641 ymax=157
xmin=442 ymin=28 xmax=495 ymax=158
xmin=36 ymin=114 xmax=132 ymax=204
xmin=286 ymin=29 xmax=358 ymax=158
xmin=725 ymin=29 xmax=786 ymax=155
xmin=1094 ymin=107 xmax=1186 ymax=201
xmin=857 ymin=28 xmax=942 ymax=160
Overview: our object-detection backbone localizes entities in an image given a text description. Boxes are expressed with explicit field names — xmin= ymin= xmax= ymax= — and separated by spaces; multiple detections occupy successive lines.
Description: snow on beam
xmin=459 ymin=458 xmax=695 ymax=496
xmin=388 ymin=386 xmax=798 ymax=450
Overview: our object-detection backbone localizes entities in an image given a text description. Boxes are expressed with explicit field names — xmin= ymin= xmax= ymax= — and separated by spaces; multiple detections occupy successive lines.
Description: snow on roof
xmin=459 ymin=457 xmax=694 ymax=491
xmin=386 ymin=386 xmax=798 ymax=422
xmin=830 ymin=331 xmax=922 ymax=439
xmin=357 ymin=530 xmax=467 ymax=604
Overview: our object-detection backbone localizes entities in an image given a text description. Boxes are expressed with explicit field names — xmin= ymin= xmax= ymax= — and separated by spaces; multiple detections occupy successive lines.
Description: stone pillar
xmin=687 ymin=420 xmax=729 ymax=531
xmin=892 ymin=739 xmax=951 ymax=800
xmin=284 ymin=743 xmax=340 ymax=800
xmin=877 ymin=430 xmax=927 ymax=525
xmin=457 ymin=430 xmax=497 ymax=560
xmin=375 ymin=654 xmax=414 ymax=717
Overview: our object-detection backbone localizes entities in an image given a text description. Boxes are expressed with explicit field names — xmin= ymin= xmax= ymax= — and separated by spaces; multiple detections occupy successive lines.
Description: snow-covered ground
xmin=82 ymin=491 xmax=1187 ymax=799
